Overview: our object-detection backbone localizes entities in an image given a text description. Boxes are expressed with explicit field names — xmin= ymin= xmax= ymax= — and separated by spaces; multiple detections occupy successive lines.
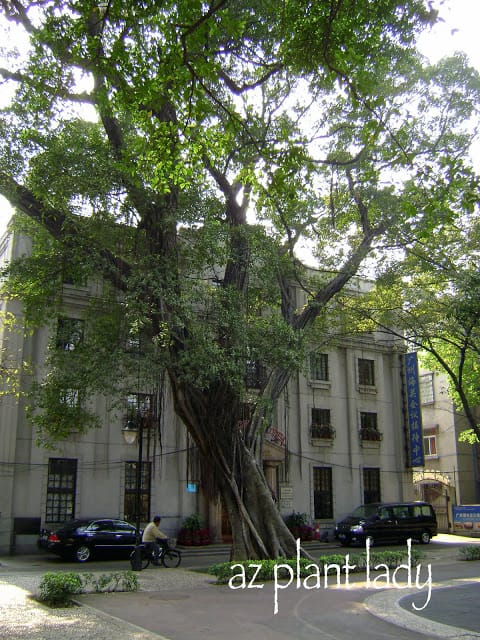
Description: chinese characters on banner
xmin=405 ymin=352 xmax=425 ymax=467
xmin=453 ymin=505 xmax=480 ymax=533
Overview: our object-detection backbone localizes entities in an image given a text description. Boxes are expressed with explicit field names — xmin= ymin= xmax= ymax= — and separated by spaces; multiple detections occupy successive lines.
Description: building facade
xmin=414 ymin=369 xmax=480 ymax=532
xmin=0 ymin=228 xmax=415 ymax=553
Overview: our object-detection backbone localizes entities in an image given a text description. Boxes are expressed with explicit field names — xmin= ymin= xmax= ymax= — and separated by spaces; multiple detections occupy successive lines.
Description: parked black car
xmin=39 ymin=518 xmax=140 ymax=562
xmin=335 ymin=501 xmax=437 ymax=547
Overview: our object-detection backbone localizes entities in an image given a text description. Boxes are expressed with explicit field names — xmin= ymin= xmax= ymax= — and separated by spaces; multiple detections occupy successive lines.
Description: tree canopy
xmin=341 ymin=196 xmax=480 ymax=444
xmin=1 ymin=0 xmax=479 ymax=558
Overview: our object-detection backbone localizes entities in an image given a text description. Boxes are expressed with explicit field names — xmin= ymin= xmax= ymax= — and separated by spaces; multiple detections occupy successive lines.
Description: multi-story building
xmin=414 ymin=370 xmax=480 ymax=532
xmin=0 ymin=226 xmax=416 ymax=553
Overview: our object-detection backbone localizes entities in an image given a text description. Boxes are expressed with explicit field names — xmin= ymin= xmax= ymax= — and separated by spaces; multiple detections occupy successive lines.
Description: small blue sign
xmin=404 ymin=352 xmax=425 ymax=467
xmin=186 ymin=482 xmax=198 ymax=493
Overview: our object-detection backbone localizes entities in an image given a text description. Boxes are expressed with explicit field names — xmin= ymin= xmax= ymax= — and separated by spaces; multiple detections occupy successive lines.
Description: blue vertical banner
xmin=404 ymin=352 xmax=425 ymax=467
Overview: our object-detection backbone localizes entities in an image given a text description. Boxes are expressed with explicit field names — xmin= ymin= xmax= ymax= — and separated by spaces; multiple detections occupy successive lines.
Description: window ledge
xmin=311 ymin=437 xmax=334 ymax=447
xmin=308 ymin=380 xmax=331 ymax=390
xmin=357 ymin=385 xmax=377 ymax=395
xmin=360 ymin=440 xmax=381 ymax=449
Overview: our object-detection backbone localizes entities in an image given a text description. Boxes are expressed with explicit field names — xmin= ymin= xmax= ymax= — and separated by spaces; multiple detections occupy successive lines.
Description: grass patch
xmin=458 ymin=545 xmax=480 ymax=561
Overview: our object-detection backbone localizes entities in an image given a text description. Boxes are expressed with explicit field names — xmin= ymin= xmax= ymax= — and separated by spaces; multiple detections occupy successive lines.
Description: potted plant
xmin=359 ymin=428 xmax=383 ymax=442
xmin=311 ymin=424 xmax=335 ymax=439
xmin=177 ymin=514 xmax=211 ymax=546
xmin=284 ymin=512 xmax=314 ymax=541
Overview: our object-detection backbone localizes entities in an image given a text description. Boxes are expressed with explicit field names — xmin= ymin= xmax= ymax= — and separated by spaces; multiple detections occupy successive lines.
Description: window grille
xmin=313 ymin=467 xmax=333 ymax=519
xmin=46 ymin=458 xmax=77 ymax=523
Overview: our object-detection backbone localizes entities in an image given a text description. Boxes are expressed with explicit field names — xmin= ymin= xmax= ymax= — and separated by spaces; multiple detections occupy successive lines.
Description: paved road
xmin=1 ymin=534 xmax=480 ymax=640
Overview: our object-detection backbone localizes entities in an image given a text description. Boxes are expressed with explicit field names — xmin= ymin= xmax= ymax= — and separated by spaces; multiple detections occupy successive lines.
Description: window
xmin=245 ymin=360 xmax=265 ymax=389
xmin=310 ymin=353 xmax=329 ymax=381
xmin=359 ymin=412 xmax=382 ymax=441
xmin=360 ymin=412 xmax=378 ymax=430
xmin=313 ymin=467 xmax=333 ymax=519
xmin=423 ymin=433 xmax=437 ymax=457
xmin=311 ymin=408 xmax=334 ymax=438
xmin=60 ymin=388 xmax=81 ymax=408
xmin=124 ymin=461 xmax=151 ymax=523
xmin=46 ymin=458 xmax=77 ymax=523
xmin=126 ymin=393 xmax=152 ymax=415
xmin=363 ymin=467 xmax=381 ymax=504
xmin=358 ymin=358 xmax=375 ymax=386
xmin=419 ymin=373 xmax=434 ymax=404
xmin=56 ymin=317 xmax=84 ymax=351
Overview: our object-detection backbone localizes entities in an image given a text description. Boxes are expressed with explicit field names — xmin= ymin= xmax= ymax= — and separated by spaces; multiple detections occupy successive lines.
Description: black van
xmin=334 ymin=501 xmax=437 ymax=547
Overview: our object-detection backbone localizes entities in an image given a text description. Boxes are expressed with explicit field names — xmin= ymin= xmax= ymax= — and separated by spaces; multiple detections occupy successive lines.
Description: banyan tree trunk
xmin=216 ymin=440 xmax=297 ymax=560
xmin=170 ymin=379 xmax=300 ymax=560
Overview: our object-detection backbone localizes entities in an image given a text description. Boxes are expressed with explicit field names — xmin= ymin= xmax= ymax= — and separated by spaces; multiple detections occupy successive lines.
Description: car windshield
xmin=350 ymin=505 xmax=380 ymax=519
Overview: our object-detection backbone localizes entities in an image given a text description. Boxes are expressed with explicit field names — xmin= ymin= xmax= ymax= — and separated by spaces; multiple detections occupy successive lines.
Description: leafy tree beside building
xmin=0 ymin=1 xmax=479 ymax=558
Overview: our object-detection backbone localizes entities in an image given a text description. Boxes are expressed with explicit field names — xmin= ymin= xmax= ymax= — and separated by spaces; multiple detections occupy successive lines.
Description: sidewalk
xmin=1 ymin=565 xmax=213 ymax=640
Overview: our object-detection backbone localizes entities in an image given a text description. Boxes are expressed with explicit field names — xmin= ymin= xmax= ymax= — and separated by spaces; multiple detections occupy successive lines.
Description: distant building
xmin=0 ymin=226 xmax=416 ymax=553
xmin=414 ymin=370 xmax=480 ymax=532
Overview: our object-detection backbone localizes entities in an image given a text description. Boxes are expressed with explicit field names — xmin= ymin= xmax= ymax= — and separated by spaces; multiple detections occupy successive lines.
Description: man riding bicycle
xmin=142 ymin=515 xmax=168 ymax=564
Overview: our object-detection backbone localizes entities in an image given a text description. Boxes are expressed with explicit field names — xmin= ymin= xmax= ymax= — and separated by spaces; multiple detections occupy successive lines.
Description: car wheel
xmin=420 ymin=530 xmax=431 ymax=544
xmin=339 ymin=539 xmax=351 ymax=547
xmin=74 ymin=544 xmax=92 ymax=562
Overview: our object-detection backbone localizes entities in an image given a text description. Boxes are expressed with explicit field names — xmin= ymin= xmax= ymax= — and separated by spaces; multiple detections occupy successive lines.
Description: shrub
xmin=208 ymin=557 xmax=317 ymax=585
xmin=208 ymin=548 xmax=425 ymax=585
xmin=81 ymin=571 xmax=139 ymax=593
xmin=284 ymin=512 xmax=315 ymax=541
xmin=458 ymin=545 xmax=480 ymax=561
xmin=38 ymin=572 xmax=83 ymax=607
xmin=177 ymin=514 xmax=211 ymax=545
xmin=181 ymin=513 xmax=204 ymax=531
xmin=38 ymin=570 xmax=139 ymax=607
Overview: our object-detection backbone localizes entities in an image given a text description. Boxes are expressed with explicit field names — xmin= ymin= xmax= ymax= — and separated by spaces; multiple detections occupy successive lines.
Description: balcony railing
xmin=310 ymin=424 xmax=335 ymax=440
xmin=359 ymin=427 xmax=383 ymax=442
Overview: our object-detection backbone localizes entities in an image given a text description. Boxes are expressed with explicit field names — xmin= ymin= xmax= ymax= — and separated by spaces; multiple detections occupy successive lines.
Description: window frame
xmin=309 ymin=353 xmax=329 ymax=382
xmin=45 ymin=458 xmax=77 ymax=524
xmin=310 ymin=407 xmax=334 ymax=439
xmin=124 ymin=461 xmax=152 ymax=523
xmin=358 ymin=358 xmax=375 ymax=387
xmin=423 ymin=433 xmax=438 ymax=457
xmin=313 ymin=466 xmax=333 ymax=520
xmin=363 ymin=467 xmax=381 ymax=504
xmin=419 ymin=373 xmax=435 ymax=405
xmin=56 ymin=317 xmax=84 ymax=351
xmin=359 ymin=411 xmax=382 ymax=441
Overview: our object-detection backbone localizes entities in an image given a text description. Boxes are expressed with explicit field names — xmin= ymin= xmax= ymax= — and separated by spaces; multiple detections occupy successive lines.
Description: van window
xmin=378 ymin=507 xmax=392 ymax=520
xmin=412 ymin=505 xmax=433 ymax=518
xmin=392 ymin=506 xmax=409 ymax=519
xmin=351 ymin=505 xmax=380 ymax=519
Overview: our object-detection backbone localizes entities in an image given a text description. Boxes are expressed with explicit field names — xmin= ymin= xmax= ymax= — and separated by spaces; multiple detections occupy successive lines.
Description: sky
xmin=0 ymin=0 xmax=479 ymax=237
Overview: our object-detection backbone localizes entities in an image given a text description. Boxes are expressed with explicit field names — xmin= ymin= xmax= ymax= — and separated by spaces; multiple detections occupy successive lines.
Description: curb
xmin=72 ymin=598 xmax=171 ymax=640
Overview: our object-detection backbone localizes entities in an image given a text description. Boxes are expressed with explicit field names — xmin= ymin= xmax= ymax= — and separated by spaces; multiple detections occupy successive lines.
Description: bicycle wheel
xmin=130 ymin=546 xmax=150 ymax=570
xmin=162 ymin=549 xmax=181 ymax=568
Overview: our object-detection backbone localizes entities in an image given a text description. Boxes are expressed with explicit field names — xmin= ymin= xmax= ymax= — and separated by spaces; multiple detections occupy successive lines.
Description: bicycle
xmin=130 ymin=540 xmax=182 ymax=570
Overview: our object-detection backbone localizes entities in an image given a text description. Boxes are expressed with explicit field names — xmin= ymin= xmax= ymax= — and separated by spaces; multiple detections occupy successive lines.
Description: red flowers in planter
xmin=177 ymin=524 xmax=211 ymax=546
xmin=177 ymin=513 xmax=212 ymax=546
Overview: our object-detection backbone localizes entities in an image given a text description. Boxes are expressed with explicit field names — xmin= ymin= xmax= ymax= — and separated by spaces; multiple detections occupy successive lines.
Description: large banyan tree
xmin=0 ymin=1 xmax=479 ymax=559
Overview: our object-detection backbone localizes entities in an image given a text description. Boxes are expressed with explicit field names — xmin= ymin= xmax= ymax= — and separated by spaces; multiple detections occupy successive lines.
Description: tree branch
xmin=0 ymin=171 xmax=131 ymax=291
